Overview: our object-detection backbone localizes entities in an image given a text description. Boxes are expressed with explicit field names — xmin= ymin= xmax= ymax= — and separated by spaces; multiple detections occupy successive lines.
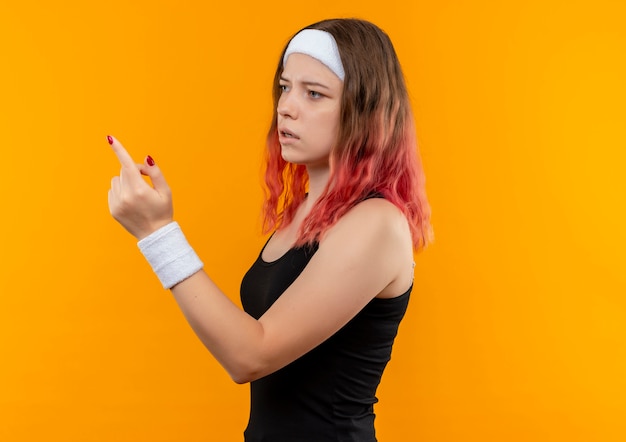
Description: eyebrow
xmin=279 ymin=76 xmax=331 ymax=90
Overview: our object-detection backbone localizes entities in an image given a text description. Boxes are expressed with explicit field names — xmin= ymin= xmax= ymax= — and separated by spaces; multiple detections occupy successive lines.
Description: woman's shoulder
xmin=346 ymin=196 xmax=407 ymax=225
xmin=323 ymin=197 xmax=411 ymax=248
xmin=314 ymin=196 xmax=414 ymax=298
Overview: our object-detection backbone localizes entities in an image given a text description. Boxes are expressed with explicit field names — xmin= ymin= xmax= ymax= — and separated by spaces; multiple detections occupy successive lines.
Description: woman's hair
xmin=262 ymin=18 xmax=432 ymax=250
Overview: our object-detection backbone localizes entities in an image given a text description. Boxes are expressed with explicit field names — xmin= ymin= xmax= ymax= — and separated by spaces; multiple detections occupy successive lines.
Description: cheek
xmin=318 ymin=117 xmax=338 ymax=143
xmin=326 ymin=112 xmax=341 ymax=143
xmin=319 ymin=104 xmax=339 ymax=124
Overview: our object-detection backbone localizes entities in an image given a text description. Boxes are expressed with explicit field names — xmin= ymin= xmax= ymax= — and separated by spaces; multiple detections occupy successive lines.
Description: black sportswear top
xmin=239 ymin=237 xmax=411 ymax=442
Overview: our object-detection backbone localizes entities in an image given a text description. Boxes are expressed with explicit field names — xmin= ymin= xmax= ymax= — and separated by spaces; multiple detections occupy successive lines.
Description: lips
xmin=278 ymin=127 xmax=299 ymax=140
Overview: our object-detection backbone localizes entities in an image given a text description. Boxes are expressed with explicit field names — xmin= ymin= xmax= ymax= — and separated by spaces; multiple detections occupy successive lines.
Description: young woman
xmin=107 ymin=18 xmax=431 ymax=442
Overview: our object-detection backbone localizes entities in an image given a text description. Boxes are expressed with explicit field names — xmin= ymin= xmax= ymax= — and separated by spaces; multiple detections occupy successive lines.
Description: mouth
xmin=278 ymin=128 xmax=299 ymax=139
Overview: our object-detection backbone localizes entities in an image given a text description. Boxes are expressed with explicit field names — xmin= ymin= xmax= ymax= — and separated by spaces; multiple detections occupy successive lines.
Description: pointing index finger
xmin=107 ymin=135 xmax=136 ymax=169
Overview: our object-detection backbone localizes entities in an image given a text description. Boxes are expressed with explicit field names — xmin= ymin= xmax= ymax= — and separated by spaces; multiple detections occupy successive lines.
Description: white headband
xmin=283 ymin=29 xmax=345 ymax=81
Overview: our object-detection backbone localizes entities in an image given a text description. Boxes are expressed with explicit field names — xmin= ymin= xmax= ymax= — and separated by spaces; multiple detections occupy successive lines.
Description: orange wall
xmin=1 ymin=1 xmax=625 ymax=441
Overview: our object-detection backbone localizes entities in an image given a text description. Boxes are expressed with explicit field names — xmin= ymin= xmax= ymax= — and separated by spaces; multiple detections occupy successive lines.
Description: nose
xmin=277 ymin=90 xmax=298 ymax=119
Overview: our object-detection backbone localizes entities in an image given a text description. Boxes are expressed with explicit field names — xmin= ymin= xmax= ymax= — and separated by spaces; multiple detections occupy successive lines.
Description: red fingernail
xmin=107 ymin=135 xmax=113 ymax=145
xmin=147 ymin=155 xmax=155 ymax=166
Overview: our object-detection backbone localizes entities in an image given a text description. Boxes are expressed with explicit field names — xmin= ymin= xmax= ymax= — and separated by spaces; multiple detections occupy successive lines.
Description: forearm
xmin=105 ymin=140 xmax=274 ymax=383
xmin=135 ymin=222 xmax=268 ymax=383
xmin=170 ymin=270 xmax=266 ymax=384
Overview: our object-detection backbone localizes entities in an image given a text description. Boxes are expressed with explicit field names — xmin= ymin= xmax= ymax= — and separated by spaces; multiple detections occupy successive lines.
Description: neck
xmin=303 ymin=164 xmax=330 ymax=211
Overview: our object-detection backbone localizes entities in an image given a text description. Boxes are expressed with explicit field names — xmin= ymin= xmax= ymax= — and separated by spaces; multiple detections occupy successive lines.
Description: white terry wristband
xmin=137 ymin=222 xmax=204 ymax=289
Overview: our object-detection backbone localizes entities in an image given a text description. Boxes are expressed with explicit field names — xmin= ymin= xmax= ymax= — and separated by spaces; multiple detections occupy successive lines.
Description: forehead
xmin=282 ymin=53 xmax=343 ymax=85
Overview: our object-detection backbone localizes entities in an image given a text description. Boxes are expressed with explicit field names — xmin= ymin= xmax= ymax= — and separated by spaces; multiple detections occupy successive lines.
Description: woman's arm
xmin=170 ymin=198 xmax=412 ymax=383
xmin=107 ymin=137 xmax=413 ymax=383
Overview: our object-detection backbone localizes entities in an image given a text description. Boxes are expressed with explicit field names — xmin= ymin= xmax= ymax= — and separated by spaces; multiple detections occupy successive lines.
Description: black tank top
xmin=240 ymin=240 xmax=411 ymax=442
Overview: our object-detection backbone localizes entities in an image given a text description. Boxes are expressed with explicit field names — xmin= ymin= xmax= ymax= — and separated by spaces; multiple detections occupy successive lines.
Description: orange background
xmin=1 ymin=1 xmax=625 ymax=441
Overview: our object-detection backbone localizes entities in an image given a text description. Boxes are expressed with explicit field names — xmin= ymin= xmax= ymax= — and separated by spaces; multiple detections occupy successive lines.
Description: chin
xmin=280 ymin=150 xmax=302 ymax=165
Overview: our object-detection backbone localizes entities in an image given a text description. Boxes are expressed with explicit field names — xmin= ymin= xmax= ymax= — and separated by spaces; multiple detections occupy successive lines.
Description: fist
xmin=107 ymin=136 xmax=174 ymax=240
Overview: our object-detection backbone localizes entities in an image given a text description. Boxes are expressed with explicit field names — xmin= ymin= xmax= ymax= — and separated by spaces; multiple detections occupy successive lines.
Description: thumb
xmin=139 ymin=155 xmax=171 ymax=196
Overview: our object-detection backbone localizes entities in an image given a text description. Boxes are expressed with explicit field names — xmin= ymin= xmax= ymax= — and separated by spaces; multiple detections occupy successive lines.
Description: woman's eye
xmin=308 ymin=90 xmax=322 ymax=99
xmin=279 ymin=84 xmax=289 ymax=92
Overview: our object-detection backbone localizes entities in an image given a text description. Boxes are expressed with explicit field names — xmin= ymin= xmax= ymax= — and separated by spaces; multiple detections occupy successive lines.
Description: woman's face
xmin=277 ymin=53 xmax=343 ymax=169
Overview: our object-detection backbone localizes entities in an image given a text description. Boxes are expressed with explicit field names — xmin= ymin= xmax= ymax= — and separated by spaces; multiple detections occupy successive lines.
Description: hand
xmin=107 ymin=135 xmax=173 ymax=240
